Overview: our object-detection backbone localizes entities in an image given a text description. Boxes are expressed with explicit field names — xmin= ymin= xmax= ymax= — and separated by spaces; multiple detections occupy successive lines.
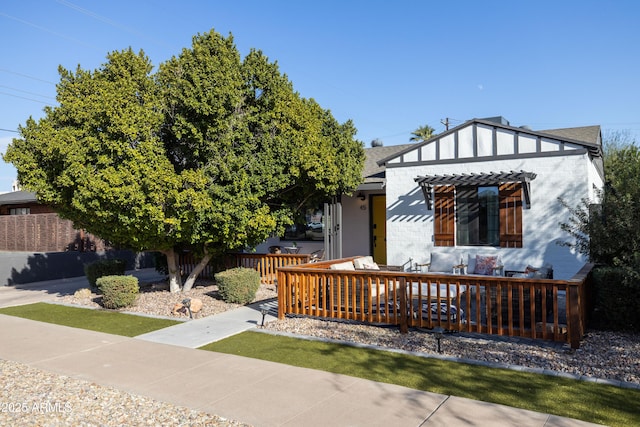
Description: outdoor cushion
xmin=329 ymin=261 xmax=356 ymax=271
xmin=353 ymin=256 xmax=375 ymax=269
xmin=429 ymin=252 xmax=462 ymax=273
xmin=473 ymin=254 xmax=502 ymax=275
xmin=467 ymin=254 xmax=476 ymax=273
xmin=362 ymin=262 xmax=380 ymax=270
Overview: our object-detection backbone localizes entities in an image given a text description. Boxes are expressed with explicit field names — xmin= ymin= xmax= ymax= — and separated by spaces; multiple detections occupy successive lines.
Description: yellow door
xmin=371 ymin=195 xmax=387 ymax=264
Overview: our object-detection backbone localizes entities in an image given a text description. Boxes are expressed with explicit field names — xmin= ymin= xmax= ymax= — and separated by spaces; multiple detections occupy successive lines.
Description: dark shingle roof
xmin=538 ymin=125 xmax=601 ymax=145
xmin=363 ymin=143 xmax=414 ymax=185
xmin=0 ymin=191 xmax=37 ymax=205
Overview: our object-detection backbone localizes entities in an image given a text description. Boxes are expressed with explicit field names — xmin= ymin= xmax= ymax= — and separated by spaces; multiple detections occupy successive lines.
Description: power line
xmin=0 ymin=128 xmax=19 ymax=133
xmin=0 ymin=68 xmax=56 ymax=85
xmin=0 ymin=91 xmax=53 ymax=105
xmin=57 ymin=0 xmax=175 ymax=50
xmin=0 ymin=85 xmax=56 ymax=100
xmin=0 ymin=12 xmax=100 ymax=51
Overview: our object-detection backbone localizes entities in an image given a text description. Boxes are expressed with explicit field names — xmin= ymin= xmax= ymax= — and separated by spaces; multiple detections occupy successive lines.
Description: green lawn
xmin=202 ymin=331 xmax=640 ymax=427
xmin=0 ymin=302 xmax=180 ymax=336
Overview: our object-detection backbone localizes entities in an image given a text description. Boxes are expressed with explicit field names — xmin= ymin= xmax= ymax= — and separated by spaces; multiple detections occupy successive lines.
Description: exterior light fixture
xmin=260 ymin=306 xmax=269 ymax=327
xmin=433 ymin=326 xmax=444 ymax=353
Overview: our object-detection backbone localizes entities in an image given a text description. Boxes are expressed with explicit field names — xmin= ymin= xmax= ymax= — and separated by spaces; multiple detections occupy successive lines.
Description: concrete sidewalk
xmin=0 ymin=275 xmax=603 ymax=426
xmin=0 ymin=315 xmax=601 ymax=427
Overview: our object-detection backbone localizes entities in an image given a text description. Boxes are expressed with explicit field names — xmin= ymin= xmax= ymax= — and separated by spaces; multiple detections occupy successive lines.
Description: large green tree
xmin=4 ymin=30 xmax=364 ymax=292
xmin=560 ymin=131 xmax=640 ymax=266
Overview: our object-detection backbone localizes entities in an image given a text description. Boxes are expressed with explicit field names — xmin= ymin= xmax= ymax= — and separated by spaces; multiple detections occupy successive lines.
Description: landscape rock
xmin=189 ymin=298 xmax=203 ymax=313
xmin=74 ymin=288 xmax=93 ymax=299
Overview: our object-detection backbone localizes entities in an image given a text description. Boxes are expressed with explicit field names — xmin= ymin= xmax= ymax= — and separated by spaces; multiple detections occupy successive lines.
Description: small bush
xmin=85 ymin=259 xmax=127 ymax=289
xmin=591 ymin=266 xmax=640 ymax=331
xmin=214 ymin=267 xmax=260 ymax=304
xmin=97 ymin=275 xmax=139 ymax=309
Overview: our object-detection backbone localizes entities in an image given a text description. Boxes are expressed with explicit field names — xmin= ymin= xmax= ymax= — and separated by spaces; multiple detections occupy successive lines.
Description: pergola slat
xmin=414 ymin=170 xmax=537 ymax=210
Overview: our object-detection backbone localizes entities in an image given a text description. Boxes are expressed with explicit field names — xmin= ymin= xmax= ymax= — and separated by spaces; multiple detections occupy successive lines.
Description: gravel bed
xmin=3 ymin=279 xmax=638 ymax=425
xmin=0 ymin=359 xmax=249 ymax=427
xmin=264 ymin=317 xmax=640 ymax=386
xmin=56 ymin=280 xmax=278 ymax=319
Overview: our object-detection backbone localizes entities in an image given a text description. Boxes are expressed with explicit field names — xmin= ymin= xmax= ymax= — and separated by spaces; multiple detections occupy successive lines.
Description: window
xmin=9 ymin=207 xmax=30 ymax=215
xmin=434 ymin=183 xmax=523 ymax=247
xmin=457 ymin=186 xmax=499 ymax=246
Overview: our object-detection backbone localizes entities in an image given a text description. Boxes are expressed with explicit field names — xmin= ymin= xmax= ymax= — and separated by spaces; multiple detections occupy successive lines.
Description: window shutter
xmin=434 ymin=185 xmax=455 ymax=246
xmin=499 ymin=183 xmax=523 ymax=247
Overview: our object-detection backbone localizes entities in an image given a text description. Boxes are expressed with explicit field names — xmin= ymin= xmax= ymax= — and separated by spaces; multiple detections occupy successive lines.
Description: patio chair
xmin=309 ymin=249 xmax=325 ymax=262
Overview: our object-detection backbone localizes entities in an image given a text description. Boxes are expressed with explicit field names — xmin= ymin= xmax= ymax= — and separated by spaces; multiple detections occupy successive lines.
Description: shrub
xmin=591 ymin=266 xmax=640 ymax=331
xmin=214 ymin=267 xmax=260 ymax=304
xmin=85 ymin=259 xmax=127 ymax=289
xmin=97 ymin=275 xmax=139 ymax=309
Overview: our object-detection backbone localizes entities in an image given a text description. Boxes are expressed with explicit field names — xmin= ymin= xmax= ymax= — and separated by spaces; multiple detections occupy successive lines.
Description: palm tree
xmin=410 ymin=124 xmax=436 ymax=142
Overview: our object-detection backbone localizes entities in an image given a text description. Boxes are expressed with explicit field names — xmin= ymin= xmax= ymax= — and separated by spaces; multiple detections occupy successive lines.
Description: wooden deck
xmin=179 ymin=252 xmax=594 ymax=348
xmin=275 ymin=257 xmax=595 ymax=349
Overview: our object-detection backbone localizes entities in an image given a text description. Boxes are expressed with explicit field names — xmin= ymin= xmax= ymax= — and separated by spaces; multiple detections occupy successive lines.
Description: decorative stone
xmin=172 ymin=302 xmax=185 ymax=315
xmin=171 ymin=298 xmax=203 ymax=316
xmin=189 ymin=298 xmax=203 ymax=313
xmin=74 ymin=288 xmax=92 ymax=299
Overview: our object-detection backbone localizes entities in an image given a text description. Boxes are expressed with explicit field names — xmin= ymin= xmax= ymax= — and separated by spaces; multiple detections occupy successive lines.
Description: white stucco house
xmin=370 ymin=116 xmax=603 ymax=279
xmin=258 ymin=116 xmax=603 ymax=280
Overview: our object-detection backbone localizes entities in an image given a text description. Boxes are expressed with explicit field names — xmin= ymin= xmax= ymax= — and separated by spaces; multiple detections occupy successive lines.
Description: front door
xmin=371 ymin=195 xmax=387 ymax=264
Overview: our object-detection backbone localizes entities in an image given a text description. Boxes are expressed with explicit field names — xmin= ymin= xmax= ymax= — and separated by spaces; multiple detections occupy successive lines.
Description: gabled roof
xmin=377 ymin=118 xmax=603 ymax=167
xmin=0 ymin=191 xmax=37 ymax=205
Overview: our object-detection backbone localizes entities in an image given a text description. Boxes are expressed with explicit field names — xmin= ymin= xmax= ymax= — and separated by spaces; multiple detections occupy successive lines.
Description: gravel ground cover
xmin=2 ymin=278 xmax=638 ymax=426
xmin=0 ymin=359 xmax=249 ymax=427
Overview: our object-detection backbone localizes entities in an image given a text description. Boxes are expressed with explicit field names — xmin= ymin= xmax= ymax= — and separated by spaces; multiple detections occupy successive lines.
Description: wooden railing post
xmin=399 ymin=277 xmax=408 ymax=334
xmin=567 ymin=283 xmax=581 ymax=349
xmin=277 ymin=270 xmax=285 ymax=319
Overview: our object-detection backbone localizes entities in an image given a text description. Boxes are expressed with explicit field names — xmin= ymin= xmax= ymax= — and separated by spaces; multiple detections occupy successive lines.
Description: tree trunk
xmin=182 ymin=252 xmax=212 ymax=292
xmin=164 ymin=248 xmax=182 ymax=293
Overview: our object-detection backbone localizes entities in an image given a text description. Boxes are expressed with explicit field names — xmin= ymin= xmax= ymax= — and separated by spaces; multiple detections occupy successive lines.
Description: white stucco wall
xmin=341 ymin=194 xmax=373 ymax=257
xmin=385 ymin=152 xmax=596 ymax=279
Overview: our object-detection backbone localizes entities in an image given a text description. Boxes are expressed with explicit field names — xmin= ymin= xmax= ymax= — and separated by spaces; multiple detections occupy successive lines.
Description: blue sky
xmin=1 ymin=0 xmax=639 ymax=192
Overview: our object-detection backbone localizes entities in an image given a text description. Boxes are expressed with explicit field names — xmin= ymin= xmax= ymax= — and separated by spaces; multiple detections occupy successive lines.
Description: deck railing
xmin=276 ymin=257 xmax=595 ymax=349
xmin=178 ymin=252 xmax=310 ymax=285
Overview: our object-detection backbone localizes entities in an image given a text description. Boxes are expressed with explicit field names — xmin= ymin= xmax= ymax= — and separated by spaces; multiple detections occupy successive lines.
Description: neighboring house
xmin=374 ymin=116 xmax=603 ymax=279
xmin=0 ymin=191 xmax=107 ymax=252
xmin=0 ymin=190 xmax=55 ymax=215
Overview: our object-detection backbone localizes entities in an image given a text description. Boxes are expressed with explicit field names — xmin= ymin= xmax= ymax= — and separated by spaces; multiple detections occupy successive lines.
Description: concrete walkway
xmin=0 ymin=274 xmax=603 ymax=427
xmin=136 ymin=298 xmax=279 ymax=348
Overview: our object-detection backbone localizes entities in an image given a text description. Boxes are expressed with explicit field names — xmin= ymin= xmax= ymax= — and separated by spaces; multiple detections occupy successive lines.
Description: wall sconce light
xmin=358 ymin=193 xmax=366 ymax=201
